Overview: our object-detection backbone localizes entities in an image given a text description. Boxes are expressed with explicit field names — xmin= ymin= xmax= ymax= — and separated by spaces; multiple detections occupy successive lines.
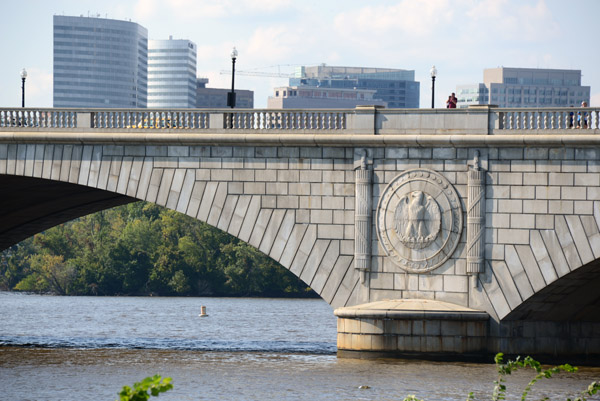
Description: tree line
xmin=0 ymin=202 xmax=315 ymax=297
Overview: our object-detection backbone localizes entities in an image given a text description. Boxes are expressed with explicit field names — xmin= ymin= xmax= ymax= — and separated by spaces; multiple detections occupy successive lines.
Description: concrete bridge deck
xmin=1 ymin=106 xmax=600 ymax=363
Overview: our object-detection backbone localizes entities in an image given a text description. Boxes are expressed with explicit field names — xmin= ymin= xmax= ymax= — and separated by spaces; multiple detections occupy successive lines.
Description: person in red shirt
xmin=446 ymin=93 xmax=457 ymax=108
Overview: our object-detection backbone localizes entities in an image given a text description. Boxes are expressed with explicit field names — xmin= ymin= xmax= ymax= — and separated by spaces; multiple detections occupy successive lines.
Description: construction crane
xmin=220 ymin=64 xmax=307 ymax=79
xmin=219 ymin=70 xmax=294 ymax=78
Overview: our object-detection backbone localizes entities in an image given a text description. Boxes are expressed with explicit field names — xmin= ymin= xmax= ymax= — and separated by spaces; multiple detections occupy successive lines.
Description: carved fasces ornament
xmin=467 ymin=151 xmax=486 ymax=283
xmin=376 ymin=169 xmax=463 ymax=273
xmin=354 ymin=149 xmax=372 ymax=283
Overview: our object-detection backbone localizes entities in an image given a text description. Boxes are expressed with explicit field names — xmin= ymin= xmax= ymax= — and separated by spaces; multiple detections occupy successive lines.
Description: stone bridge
xmin=1 ymin=105 xmax=600 ymax=362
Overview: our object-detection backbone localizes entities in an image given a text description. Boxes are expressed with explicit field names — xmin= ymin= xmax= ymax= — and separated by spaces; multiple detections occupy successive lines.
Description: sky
xmin=1 ymin=0 xmax=599 ymax=109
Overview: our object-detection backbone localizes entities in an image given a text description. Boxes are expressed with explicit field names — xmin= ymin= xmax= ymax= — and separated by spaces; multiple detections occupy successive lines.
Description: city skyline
xmin=1 ymin=0 xmax=599 ymax=109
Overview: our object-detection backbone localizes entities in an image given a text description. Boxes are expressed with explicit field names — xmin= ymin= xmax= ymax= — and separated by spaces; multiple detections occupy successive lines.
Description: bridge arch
xmin=475 ymin=203 xmax=600 ymax=322
xmin=0 ymin=142 xmax=360 ymax=308
xmin=503 ymin=257 xmax=600 ymax=322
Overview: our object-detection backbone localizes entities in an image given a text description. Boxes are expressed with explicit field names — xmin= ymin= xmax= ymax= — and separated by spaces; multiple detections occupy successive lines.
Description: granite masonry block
xmin=510 ymin=214 xmax=535 ymax=229
xmin=511 ymin=160 xmax=535 ymax=172
xmin=523 ymin=172 xmax=548 ymax=185
xmin=498 ymin=173 xmax=523 ymax=186
xmin=549 ymin=173 xmax=574 ymax=186
xmin=408 ymin=148 xmax=432 ymax=159
xmin=244 ymin=158 xmax=266 ymax=169
xmin=523 ymin=200 xmax=548 ymax=214
xmin=561 ymin=186 xmax=587 ymax=200
xmin=536 ymin=186 xmax=561 ymax=200
xmin=562 ymin=160 xmax=588 ymax=173
xmin=575 ymin=201 xmax=593 ymax=215
xmin=535 ymin=160 xmax=561 ymax=172
xmin=510 ymin=186 xmax=535 ymax=199
xmin=386 ymin=148 xmax=409 ymax=159
xmin=575 ymin=173 xmax=600 ymax=186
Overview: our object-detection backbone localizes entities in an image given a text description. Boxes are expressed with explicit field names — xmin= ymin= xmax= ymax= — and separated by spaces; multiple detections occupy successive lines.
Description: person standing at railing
xmin=446 ymin=93 xmax=457 ymax=109
xmin=577 ymin=101 xmax=588 ymax=128
xmin=568 ymin=106 xmax=575 ymax=128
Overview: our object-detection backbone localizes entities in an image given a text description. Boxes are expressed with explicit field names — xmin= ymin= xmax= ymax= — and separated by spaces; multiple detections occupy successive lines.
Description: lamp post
xmin=20 ymin=68 xmax=27 ymax=108
xmin=227 ymin=47 xmax=238 ymax=109
xmin=430 ymin=65 xmax=437 ymax=109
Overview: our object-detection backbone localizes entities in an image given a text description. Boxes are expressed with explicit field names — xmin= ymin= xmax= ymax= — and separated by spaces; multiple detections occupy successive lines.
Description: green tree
xmin=168 ymin=270 xmax=190 ymax=294
xmin=117 ymin=375 xmax=173 ymax=401
xmin=14 ymin=254 xmax=74 ymax=295
xmin=4 ymin=201 xmax=315 ymax=298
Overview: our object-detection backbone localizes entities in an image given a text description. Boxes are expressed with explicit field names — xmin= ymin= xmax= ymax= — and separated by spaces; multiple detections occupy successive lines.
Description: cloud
xmin=25 ymin=68 xmax=53 ymax=108
xmin=150 ymin=0 xmax=293 ymax=20
xmin=245 ymin=25 xmax=305 ymax=64
xmin=134 ymin=0 xmax=160 ymax=20
xmin=334 ymin=0 xmax=453 ymax=38
xmin=464 ymin=0 xmax=559 ymax=42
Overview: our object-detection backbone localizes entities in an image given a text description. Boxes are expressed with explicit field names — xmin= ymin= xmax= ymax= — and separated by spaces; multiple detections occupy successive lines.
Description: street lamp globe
xmin=21 ymin=68 xmax=27 ymax=108
xmin=430 ymin=65 xmax=437 ymax=109
xmin=228 ymin=47 xmax=238 ymax=110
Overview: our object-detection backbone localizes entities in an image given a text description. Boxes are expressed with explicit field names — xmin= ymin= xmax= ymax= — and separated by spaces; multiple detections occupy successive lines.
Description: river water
xmin=0 ymin=291 xmax=598 ymax=401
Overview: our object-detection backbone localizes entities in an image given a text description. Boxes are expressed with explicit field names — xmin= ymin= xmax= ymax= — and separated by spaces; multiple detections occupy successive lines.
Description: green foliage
xmin=567 ymin=381 xmax=599 ymax=401
xmin=492 ymin=353 xmax=577 ymax=401
xmin=117 ymin=375 xmax=173 ymax=401
xmin=3 ymin=201 xmax=315 ymax=297
xmin=402 ymin=354 xmax=597 ymax=401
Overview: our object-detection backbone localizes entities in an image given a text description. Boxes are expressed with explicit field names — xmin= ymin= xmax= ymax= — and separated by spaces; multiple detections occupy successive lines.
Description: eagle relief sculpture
xmin=394 ymin=191 xmax=441 ymax=249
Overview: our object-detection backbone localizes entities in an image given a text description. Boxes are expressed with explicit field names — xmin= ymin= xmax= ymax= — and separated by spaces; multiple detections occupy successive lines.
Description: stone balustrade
xmin=497 ymin=108 xmax=599 ymax=130
xmin=0 ymin=106 xmax=598 ymax=134
xmin=223 ymin=110 xmax=346 ymax=130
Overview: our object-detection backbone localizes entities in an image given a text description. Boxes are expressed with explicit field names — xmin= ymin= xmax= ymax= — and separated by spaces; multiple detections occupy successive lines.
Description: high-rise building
xmin=196 ymin=78 xmax=254 ymax=108
xmin=456 ymin=67 xmax=590 ymax=108
xmin=148 ymin=37 xmax=197 ymax=108
xmin=284 ymin=65 xmax=420 ymax=108
xmin=53 ymin=15 xmax=148 ymax=108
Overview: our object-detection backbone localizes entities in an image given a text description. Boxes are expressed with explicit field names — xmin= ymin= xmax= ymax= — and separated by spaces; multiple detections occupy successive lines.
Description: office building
xmin=283 ymin=65 xmax=419 ymax=108
xmin=456 ymin=67 xmax=590 ymax=108
xmin=267 ymin=85 xmax=386 ymax=108
xmin=148 ymin=37 xmax=197 ymax=108
xmin=196 ymin=78 xmax=254 ymax=108
xmin=53 ymin=15 xmax=148 ymax=108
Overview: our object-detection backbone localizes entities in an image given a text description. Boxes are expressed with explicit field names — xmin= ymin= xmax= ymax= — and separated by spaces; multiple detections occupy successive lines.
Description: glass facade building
xmin=288 ymin=65 xmax=420 ymax=108
xmin=456 ymin=67 xmax=590 ymax=108
xmin=148 ymin=38 xmax=197 ymax=108
xmin=53 ymin=15 xmax=148 ymax=108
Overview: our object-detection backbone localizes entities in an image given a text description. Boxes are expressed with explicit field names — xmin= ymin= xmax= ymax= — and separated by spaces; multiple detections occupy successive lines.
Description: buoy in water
xmin=198 ymin=305 xmax=208 ymax=317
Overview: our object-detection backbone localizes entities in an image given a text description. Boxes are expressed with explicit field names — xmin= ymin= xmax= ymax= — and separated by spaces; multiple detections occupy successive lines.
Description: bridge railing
xmin=0 ymin=108 xmax=79 ymax=128
xmin=0 ymin=108 xmax=347 ymax=131
xmin=90 ymin=110 xmax=210 ymax=129
xmin=223 ymin=110 xmax=346 ymax=130
xmin=0 ymin=106 xmax=598 ymax=134
xmin=496 ymin=107 xmax=599 ymax=130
